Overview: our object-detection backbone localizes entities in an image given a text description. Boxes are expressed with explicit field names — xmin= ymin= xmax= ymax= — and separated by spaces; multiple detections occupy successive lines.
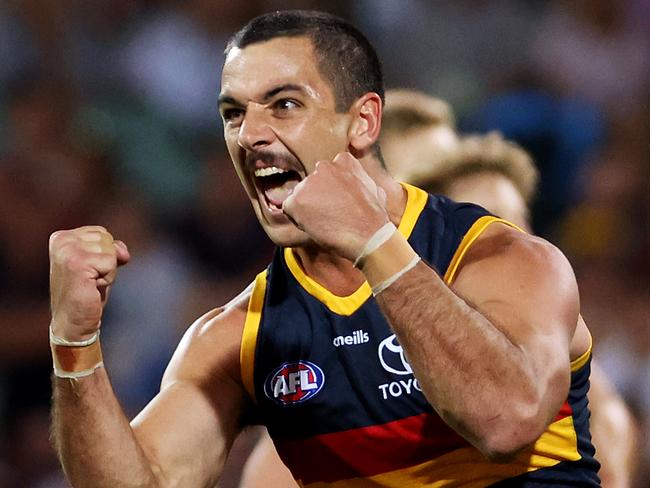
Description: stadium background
xmin=0 ymin=0 xmax=647 ymax=486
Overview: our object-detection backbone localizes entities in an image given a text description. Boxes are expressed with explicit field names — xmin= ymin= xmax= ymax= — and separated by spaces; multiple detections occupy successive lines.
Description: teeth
xmin=254 ymin=167 xmax=288 ymax=177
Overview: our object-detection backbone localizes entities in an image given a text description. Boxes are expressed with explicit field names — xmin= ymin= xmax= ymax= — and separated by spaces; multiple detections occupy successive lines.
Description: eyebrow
xmin=218 ymin=84 xmax=306 ymax=109
xmin=262 ymin=84 xmax=305 ymax=101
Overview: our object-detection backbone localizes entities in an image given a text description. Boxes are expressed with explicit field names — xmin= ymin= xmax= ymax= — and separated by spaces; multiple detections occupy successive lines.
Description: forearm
xmin=376 ymin=264 xmax=539 ymax=435
xmin=52 ymin=368 xmax=162 ymax=488
xmin=359 ymin=231 xmax=566 ymax=457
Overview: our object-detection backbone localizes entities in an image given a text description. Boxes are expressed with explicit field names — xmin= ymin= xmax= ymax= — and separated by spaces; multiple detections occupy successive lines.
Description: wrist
xmin=50 ymin=325 xmax=104 ymax=379
xmin=50 ymin=318 xmax=100 ymax=344
xmin=353 ymin=222 xmax=397 ymax=268
xmin=359 ymin=229 xmax=421 ymax=295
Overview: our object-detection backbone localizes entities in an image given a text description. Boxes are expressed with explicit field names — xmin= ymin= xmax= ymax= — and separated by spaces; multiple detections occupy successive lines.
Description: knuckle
xmin=83 ymin=225 xmax=107 ymax=233
xmin=49 ymin=229 xmax=70 ymax=249
xmin=49 ymin=234 xmax=60 ymax=252
xmin=49 ymin=230 xmax=62 ymax=244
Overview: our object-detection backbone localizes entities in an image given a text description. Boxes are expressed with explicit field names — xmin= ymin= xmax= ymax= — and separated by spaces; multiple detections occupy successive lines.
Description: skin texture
xmin=50 ymin=36 xmax=592 ymax=486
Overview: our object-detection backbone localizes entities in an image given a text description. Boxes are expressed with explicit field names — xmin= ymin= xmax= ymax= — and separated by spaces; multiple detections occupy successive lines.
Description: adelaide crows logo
xmin=264 ymin=361 xmax=325 ymax=406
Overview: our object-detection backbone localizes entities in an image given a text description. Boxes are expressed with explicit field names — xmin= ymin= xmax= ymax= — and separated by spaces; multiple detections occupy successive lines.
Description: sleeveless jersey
xmin=240 ymin=183 xmax=600 ymax=487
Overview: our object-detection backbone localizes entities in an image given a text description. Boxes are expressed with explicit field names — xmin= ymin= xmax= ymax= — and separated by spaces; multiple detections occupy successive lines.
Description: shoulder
xmin=161 ymin=282 xmax=254 ymax=389
xmin=452 ymin=223 xmax=580 ymax=337
xmin=456 ymin=222 xmax=574 ymax=284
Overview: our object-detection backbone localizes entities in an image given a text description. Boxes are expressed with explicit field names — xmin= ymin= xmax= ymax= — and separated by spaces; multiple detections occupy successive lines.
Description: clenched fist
xmin=49 ymin=226 xmax=130 ymax=342
xmin=282 ymin=152 xmax=389 ymax=261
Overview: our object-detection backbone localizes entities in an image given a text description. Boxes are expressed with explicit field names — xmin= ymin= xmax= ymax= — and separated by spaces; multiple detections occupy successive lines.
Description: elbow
xmin=479 ymin=366 xmax=570 ymax=463
xmin=475 ymin=409 xmax=547 ymax=463
xmin=479 ymin=431 xmax=536 ymax=463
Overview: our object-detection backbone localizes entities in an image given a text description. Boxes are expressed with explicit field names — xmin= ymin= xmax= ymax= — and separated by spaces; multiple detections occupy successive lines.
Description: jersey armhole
xmin=443 ymin=216 xmax=524 ymax=285
xmin=570 ymin=331 xmax=593 ymax=372
xmin=240 ymin=270 xmax=268 ymax=404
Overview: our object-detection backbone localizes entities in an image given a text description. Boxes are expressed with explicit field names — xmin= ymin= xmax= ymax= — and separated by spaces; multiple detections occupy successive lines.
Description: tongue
xmin=265 ymin=179 xmax=299 ymax=207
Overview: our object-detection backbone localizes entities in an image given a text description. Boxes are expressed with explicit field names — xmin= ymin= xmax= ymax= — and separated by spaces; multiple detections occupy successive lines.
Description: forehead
xmin=221 ymin=36 xmax=332 ymax=102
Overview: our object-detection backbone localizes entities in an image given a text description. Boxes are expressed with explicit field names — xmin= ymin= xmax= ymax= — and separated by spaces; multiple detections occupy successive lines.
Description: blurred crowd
xmin=0 ymin=0 xmax=647 ymax=486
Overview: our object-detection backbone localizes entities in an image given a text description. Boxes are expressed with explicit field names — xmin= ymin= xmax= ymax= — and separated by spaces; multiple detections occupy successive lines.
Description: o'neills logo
xmin=264 ymin=361 xmax=325 ymax=406
xmin=333 ymin=329 xmax=369 ymax=347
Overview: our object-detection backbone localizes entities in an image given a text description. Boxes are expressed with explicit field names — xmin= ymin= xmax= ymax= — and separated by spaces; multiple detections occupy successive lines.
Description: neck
xmin=292 ymin=247 xmax=363 ymax=296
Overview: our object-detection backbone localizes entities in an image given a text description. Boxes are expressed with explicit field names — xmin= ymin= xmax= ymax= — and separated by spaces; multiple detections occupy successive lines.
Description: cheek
xmin=285 ymin=114 xmax=349 ymax=161
xmin=224 ymin=136 xmax=255 ymax=197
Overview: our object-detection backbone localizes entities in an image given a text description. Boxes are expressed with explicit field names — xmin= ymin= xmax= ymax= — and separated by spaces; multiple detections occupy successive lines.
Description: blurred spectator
xmin=531 ymin=0 xmax=650 ymax=117
xmin=117 ymin=0 xmax=260 ymax=132
xmin=354 ymin=0 xmax=543 ymax=115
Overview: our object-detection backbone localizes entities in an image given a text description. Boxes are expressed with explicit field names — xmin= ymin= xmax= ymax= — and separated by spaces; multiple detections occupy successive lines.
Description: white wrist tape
xmin=49 ymin=326 xmax=100 ymax=347
xmin=53 ymin=362 xmax=104 ymax=379
xmin=371 ymin=255 xmax=421 ymax=296
xmin=353 ymin=222 xmax=397 ymax=268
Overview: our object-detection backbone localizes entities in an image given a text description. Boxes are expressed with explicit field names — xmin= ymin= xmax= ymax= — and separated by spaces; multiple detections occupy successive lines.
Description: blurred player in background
xmin=381 ymin=89 xmax=459 ymax=181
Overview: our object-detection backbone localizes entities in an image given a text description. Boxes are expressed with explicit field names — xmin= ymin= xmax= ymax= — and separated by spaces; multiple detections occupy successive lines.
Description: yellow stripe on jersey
xmin=570 ymin=331 xmax=593 ymax=372
xmin=398 ymin=183 xmax=429 ymax=239
xmin=302 ymin=416 xmax=580 ymax=488
xmin=240 ymin=270 xmax=268 ymax=402
xmin=284 ymin=249 xmax=373 ymax=316
xmin=444 ymin=216 xmax=524 ymax=285
xmin=284 ymin=183 xmax=428 ymax=316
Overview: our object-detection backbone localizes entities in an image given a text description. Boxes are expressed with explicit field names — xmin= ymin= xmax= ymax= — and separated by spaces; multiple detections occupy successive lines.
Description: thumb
xmin=281 ymin=197 xmax=304 ymax=231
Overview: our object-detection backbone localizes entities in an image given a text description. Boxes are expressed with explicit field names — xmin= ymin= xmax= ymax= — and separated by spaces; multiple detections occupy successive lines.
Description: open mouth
xmin=254 ymin=166 xmax=302 ymax=211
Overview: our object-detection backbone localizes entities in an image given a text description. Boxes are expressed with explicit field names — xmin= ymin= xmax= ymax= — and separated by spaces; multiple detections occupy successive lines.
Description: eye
xmin=273 ymin=98 xmax=300 ymax=114
xmin=222 ymin=107 xmax=244 ymax=125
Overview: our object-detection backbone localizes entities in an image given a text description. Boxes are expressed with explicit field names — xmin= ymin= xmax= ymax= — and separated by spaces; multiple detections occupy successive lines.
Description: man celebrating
xmin=49 ymin=10 xmax=600 ymax=487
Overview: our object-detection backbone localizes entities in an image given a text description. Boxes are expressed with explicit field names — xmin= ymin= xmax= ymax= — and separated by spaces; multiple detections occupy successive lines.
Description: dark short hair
xmin=225 ymin=10 xmax=385 ymax=113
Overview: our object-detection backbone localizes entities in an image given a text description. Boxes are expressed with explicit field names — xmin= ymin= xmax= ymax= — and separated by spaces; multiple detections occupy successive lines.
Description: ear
xmin=347 ymin=92 xmax=382 ymax=155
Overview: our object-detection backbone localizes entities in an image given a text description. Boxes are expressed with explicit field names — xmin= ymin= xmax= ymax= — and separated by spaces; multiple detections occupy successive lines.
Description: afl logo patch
xmin=264 ymin=361 xmax=325 ymax=406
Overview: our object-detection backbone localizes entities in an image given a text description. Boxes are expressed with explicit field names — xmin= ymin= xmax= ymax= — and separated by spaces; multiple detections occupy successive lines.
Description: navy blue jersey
xmin=240 ymin=184 xmax=600 ymax=487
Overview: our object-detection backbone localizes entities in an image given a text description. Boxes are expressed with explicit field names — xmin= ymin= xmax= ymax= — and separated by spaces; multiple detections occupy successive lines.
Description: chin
xmin=261 ymin=222 xmax=312 ymax=249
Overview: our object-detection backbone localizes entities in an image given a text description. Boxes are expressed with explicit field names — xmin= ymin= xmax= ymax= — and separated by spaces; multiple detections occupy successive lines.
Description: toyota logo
xmin=378 ymin=334 xmax=413 ymax=375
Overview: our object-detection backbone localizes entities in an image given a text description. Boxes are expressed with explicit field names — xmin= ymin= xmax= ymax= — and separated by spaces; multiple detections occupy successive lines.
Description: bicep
xmin=130 ymin=304 xmax=250 ymax=487
xmin=131 ymin=376 xmax=246 ymax=488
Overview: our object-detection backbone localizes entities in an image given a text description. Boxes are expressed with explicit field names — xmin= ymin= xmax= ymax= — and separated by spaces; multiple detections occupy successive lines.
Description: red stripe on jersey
xmin=275 ymin=412 xmax=467 ymax=484
xmin=555 ymin=401 xmax=573 ymax=421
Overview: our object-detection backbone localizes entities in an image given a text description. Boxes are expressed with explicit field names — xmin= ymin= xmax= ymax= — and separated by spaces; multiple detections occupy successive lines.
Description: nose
xmin=237 ymin=104 xmax=275 ymax=152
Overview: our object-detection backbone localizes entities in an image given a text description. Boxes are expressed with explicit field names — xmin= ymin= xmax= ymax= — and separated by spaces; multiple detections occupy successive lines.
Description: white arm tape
xmin=353 ymin=222 xmax=397 ymax=268
xmin=371 ymin=255 xmax=421 ymax=296
xmin=53 ymin=362 xmax=104 ymax=379
xmin=49 ymin=326 xmax=100 ymax=347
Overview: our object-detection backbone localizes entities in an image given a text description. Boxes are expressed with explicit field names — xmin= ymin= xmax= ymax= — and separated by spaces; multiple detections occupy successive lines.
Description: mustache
xmin=245 ymin=150 xmax=302 ymax=172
